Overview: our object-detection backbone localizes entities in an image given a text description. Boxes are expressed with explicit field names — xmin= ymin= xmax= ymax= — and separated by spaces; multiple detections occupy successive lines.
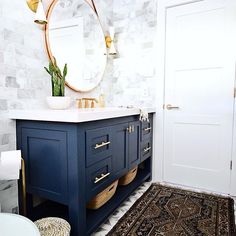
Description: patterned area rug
xmin=107 ymin=184 xmax=235 ymax=236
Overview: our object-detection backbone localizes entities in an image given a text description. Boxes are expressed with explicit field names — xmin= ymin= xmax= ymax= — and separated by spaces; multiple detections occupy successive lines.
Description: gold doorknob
xmin=166 ymin=104 xmax=180 ymax=110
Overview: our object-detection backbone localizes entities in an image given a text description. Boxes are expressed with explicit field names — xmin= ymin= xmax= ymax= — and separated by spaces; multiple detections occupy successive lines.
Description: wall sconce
xmin=105 ymin=27 xmax=117 ymax=55
xmin=26 ymin=0 xmax=47 ymax=25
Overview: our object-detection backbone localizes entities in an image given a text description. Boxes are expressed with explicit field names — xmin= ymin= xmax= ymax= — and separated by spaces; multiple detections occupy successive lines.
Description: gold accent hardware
xmin=94 ymin=172 xmax=110 ymax=184
xmin=78 ymin=99 xmax=83 ymax=109
xmin=91 ymin=100 xmax=95 ymax=108
xmin=127 ymin=126 xmax=132 ymax=133
xmin=27 ymin=0 xmax=47 ymax=25
xmin=98 ymin=94 xmax=105 ymax=108
xmin=105 ymin=36 xmax=112 ymax=49
xmin=127 ymin=126 xmax=135 ymax=133
xmin=76 ymin=98 xmax=99 ymax=109
xmin=131 ymin=125 xmax=135 ymax=133
xmin=85 ymin=99 xmax=89 ymax=108
xmin=21 ymin=158 xmax=27 ymax=216
xmin=144 ymin=127 xmax=152 ymax=131
xmin=105 ymin=27 xmax=116 ymax=55
xmin=144 ymin=147 xmax=151 ymax=152
xmin=166 ymin=104 xmax=180 ymax=110
xmin=94 ymin=141 xmax=111 ymax=149
xmin=26 ymin=0 xmax=39 ymax=12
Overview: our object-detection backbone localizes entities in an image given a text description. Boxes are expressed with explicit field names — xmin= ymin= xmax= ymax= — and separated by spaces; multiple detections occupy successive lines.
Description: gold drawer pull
xmin=127 ymin=125 xmax=135 ymax=133
xmin=94 ymin=141 xmax=111 ymax=149
xmin=94 ymin=172 xmax=110 ymax=184
xmin=144 ymin=127 xmax=152 ymax=131
xmin=127 ymin=126 xmax=132 ymax=133
xmin=131 ymin=125 xmax=135 ymax=132
xmin=144 ymin=147 xmax=151 ymax=153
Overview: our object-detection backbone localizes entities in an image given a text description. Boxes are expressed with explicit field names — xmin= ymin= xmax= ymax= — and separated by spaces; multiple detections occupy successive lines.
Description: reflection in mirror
xmin=46 ymin=0 xmax=107 ymax=92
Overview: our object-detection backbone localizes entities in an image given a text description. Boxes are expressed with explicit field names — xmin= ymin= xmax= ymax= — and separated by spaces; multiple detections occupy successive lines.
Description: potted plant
xmin=44 ymin=58 xmax=71 ymax=109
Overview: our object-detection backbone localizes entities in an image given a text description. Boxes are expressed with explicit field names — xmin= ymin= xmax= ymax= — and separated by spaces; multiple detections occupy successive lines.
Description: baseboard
xmin=156 ymin=181 xmax=231 ymax=198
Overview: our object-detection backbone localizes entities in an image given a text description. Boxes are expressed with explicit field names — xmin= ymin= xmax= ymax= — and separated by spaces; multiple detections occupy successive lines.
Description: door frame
xmin=154 ymin=0 xmax=236 ymax=196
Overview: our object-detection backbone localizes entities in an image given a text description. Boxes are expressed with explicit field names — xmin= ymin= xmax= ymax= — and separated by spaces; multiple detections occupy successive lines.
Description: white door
xmin=163 ymin=0 xmax=236 ymax=194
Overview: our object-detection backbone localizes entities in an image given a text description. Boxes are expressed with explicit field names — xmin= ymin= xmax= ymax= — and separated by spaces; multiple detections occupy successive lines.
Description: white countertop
xmin=9 ymin=107 xmax=156 ymax=123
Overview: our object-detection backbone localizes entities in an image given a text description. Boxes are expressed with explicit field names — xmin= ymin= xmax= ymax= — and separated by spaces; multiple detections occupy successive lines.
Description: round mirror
xmin=45 ymin=0 xmax=107 ymax=92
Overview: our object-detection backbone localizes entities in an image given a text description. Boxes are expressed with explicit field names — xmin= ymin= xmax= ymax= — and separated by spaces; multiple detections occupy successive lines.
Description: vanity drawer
xmin=141 ymin=140 xmax=152 ymax=162
xmin=86 ymin=127 xmax=112 ymax=167
xmin=141 ymin=120 xmax=152 ymax=141
xmin=86 ymin=158 xmax=113 ymax=200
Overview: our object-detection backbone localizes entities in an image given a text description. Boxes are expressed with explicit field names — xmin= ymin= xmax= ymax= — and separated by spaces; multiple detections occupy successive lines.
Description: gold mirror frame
xmin=44 ymin=0 xmax=108 ymax=93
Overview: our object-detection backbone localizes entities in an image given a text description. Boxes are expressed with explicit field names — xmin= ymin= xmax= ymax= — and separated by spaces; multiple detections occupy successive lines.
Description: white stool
xmin=0 ymin=213 xmax=40 ymax=236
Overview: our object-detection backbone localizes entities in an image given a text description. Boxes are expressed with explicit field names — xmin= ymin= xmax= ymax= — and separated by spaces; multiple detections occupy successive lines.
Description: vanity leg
xmin=68 ymin=127 xmax=86 ymax=236
xmin=69 ymin=195 xmax=86 ymax=236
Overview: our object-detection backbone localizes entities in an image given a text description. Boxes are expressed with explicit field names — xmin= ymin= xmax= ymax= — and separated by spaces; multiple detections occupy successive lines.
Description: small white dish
xmin=46 ymin=96 xmax=71 ymax=110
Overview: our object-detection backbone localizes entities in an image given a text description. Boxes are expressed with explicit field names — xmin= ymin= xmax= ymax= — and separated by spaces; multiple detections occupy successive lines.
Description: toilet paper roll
xmin=0 ymin=150 xmax=22 ymax=180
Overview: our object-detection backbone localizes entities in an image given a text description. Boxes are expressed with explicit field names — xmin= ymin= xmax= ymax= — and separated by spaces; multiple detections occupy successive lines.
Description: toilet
xmin=0 ymin=213 xmax=40 ymax=236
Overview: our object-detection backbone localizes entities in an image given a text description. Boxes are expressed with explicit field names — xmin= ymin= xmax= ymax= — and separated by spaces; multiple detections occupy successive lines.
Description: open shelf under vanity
xmin=27 ymin=159 xmax=151 ymax=235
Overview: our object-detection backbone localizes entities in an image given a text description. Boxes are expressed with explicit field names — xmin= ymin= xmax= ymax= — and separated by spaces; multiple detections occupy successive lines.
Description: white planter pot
xmin=46 ymin=96 xmax=71 ymax=110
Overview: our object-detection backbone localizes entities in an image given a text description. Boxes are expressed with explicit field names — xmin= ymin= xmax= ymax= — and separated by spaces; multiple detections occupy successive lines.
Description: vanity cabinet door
xmin=128 ymin=121 xmax=141 ymax=169
xmin=21 ymin=128 xmax=68 ymax=204
xmin=112 ymin=123 xmax=129 ymax=178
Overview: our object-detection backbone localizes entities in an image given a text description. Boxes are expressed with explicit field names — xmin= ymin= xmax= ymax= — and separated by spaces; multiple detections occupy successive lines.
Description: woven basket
xmin=119 ymin=167 xmax=138 ymax=186
xmin=87 ymin=180 xmax=118 ymax=210
xmin=34 ymin=217 xmax=71 ymax=236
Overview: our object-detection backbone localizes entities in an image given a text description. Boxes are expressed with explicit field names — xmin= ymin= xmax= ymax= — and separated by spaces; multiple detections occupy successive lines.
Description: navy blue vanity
xmin=14 ymin=111 xmax=153 ymax=235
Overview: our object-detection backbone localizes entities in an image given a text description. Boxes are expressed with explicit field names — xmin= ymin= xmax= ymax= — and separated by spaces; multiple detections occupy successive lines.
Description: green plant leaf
xmin=63 ymin=64 xmax=67 ymax=78
xmin=61 ymin=78 xmax=65 ymax=96
xmin=49 ymin=61 xmax=54 ymax=74
xmin=45 ymin=57 xmax=67 ymax=97
xmin=44 ymin=67 xmax=51 ymax=75
xmin=53 ymin=83 xmax=61 ymax=96
xmin=53 ymin=57 xmax=57 ymax=67
xmin=56 ymin=67 xmax=62 ymax=79
xmin=51 ymin=77 xmax=54 ymax=96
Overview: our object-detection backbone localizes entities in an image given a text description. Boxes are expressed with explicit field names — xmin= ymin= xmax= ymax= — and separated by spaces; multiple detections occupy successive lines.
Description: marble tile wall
xmin=111 ymin=0 xmax=157 ymax=107
xmin=0 ymin=0 xmax=157 ymax=212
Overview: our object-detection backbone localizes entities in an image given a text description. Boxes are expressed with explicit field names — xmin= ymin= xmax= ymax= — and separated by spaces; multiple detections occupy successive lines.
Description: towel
xmin=139 ymin=108 xmax=149 ymax=122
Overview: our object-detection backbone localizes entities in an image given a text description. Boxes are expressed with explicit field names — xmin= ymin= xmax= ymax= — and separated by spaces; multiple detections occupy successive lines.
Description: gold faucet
xmin=76 ymin=94 xmax=106 ymax=109
xmin=76 ymin=98 xmax=98 ymax=108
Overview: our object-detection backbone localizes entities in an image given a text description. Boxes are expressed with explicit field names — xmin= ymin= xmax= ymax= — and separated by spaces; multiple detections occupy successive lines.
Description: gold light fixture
xmin=105 ymin=27 xmax=117 ymax=55
xmin=26 ymin=0 xmax=47 ymax=25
